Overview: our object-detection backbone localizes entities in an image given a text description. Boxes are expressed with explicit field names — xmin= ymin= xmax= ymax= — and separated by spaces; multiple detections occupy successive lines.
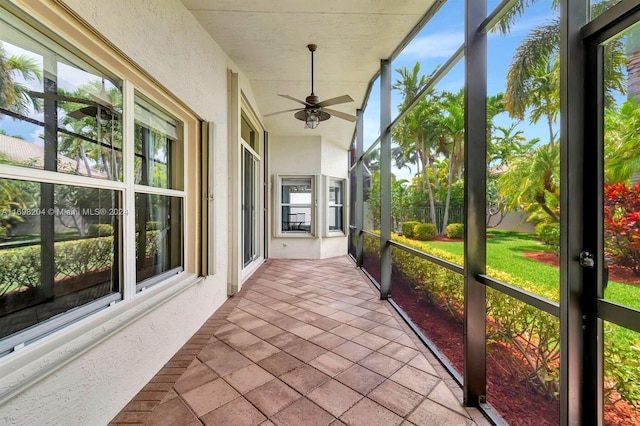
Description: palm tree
xmin=392 ymin=62 xmax=428 ymax=108
xmin=498 ymin=140 xmax=560 ymax=222
xmin=392 ymin=63 xmax=441 ymax=226
xmin=0 ymin=41 xmax=42 ymax=115
xmin=437 ymin=89 xmax=465 ymax=233
xmin=604 ymin=98 xmax=640 ymax=183
xmin=498 ymin=1 xmax=626 ymax=139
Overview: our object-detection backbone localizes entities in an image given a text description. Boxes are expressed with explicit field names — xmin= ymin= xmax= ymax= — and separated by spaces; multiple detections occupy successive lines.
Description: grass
xmin=422 ymin=229 xmax=640 ymax=310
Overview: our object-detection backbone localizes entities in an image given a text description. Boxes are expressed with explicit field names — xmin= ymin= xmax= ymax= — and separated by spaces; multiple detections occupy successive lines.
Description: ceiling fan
xmin=265 ymin=44 xmax=357 ymax=129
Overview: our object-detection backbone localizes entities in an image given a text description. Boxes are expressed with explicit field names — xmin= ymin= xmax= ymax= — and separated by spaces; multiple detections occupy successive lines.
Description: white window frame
xmin=275 ymin=174 xmax=317 ymax=238
xmin=0 ymin=5 xmax=191 ymax=355
xmin=325 ymin=175 xmax=347 ymax=237
xmin=132 ymin=91 xmax=186 ymax=293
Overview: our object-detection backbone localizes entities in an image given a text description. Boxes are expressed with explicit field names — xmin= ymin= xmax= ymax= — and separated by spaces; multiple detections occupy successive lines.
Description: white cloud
xmin=400 ymin=32 xmax=464 ymax=60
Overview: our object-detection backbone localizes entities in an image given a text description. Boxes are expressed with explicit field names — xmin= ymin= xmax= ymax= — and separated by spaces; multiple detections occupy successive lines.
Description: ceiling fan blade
xmin=316 ymin=94 xmax=354 ymax=108
xmin=278 ymin=94 xmax=312 ymax=106
xmin=323 ymin=108 xmax=357 ymax=122
xmin=264 ymin=108 xmax=303 ymax=117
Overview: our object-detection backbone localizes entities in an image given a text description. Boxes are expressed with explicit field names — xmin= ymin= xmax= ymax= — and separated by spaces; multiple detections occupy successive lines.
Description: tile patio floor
xmin=110 ymin=257 xmax=490 ymax=426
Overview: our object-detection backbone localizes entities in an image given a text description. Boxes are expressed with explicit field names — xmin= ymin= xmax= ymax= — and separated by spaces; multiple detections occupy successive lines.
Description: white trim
xmin=132 ymin=185 xmax=186 ymax=198
xmin=205 ymin=121 xmax=216 ymax=276
xmin=324 ymin=175 xmax=347 ymax=237
xmin=122 ymin=80 xmax=137 ymax=300
xmin=0 ymin=164 xmax=127 ymax=191
xmin=274 ymin=174 xmax=318 ymax=238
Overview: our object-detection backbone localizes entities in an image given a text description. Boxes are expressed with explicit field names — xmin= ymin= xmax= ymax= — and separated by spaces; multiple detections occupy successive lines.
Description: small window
xmin=134 ymin=94 xmax=184 ymax=290
xmin=326 ymin=176 xmax=346 ymax=236
xmin=276 ymin=175 xmax=315 ymax=236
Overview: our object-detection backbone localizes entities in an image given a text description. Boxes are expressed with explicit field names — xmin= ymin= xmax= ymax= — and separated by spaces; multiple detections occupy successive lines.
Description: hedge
xmin=0 ymin=230 xmax=161 ymax=298
xmin=365 ymin=234 xmax=560 ymax=395
xmin=363 ymin=233 xmax=640 ymax=403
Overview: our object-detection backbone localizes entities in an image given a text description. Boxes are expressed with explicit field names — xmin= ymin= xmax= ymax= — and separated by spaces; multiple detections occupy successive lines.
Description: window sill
xmin=0 ymin=273 xmax=202 ymax=404
xmin=274 ymin=233 xmax=317 ymax=238
xmin=325 ymin=231 xmax=346 ymax=238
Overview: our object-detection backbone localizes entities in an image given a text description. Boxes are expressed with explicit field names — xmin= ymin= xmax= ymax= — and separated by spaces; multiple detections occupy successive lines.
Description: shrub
xmin=535 ymin=222 xmax=560 ymax=253
xmin=88 ymin=224 xmax=113 ymax=237
xmin=414 ymin=223 xmax=436 ymax=241
xmin=604 ymin=182 xmax=640 ymax=275
xmin=0 ymin=245 xmax=40 ymax=297
xmin=366 ymin=233 xmax=560 ymax=397
xmin=55 ymin=237 xmax=114 ymax=279
xmin=401 ymin=221 xmax=420 ymax=238
xmin=364 ymin=232 xmax=640 ymax=405
xmin=445 ymin=223 xmax=464 ymax=239
xmin=146 ymin=221 xmax=162 ymax=231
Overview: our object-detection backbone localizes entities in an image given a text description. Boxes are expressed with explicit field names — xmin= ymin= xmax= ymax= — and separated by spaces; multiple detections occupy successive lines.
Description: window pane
xmin=281 ymin=177 xmax=312 ymax=204
xmin=329 ymin=179 xmax=343 ymax=204
xmin=281 ymin=207 xmax=312 ymax=232
xmin=329 ymin=178 xmax=344 ymax=233
xmin=135 ymin=193 xmax=182 ymax=284
xmin=329 ymin=206 xmax=343 ymax=231
xmin=241 ymin=114 xmax=256 ymax=150
xmin=486 ymin=288 xmax=560 ymax=425
xmin=603 ymin=322 xmax=640 ymax=424
xmin=0 ymin=178 xmax=120 ymax=340
xmin=0 ymin=10 xmax=123 ymax=181
xmin=486 ymin=0 xmax=559 ymax=298
xmin=134 ymin=96 xmax=183 ymax=190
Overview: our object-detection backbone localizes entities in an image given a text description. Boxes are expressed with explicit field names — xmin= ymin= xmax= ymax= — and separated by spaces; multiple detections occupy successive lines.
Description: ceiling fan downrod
xmin=308 ymin=44 xmax=316 ymax=97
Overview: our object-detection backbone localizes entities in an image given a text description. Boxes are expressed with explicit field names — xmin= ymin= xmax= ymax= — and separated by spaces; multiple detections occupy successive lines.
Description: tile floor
xmin=110 ymin=257 xmax=490 ymax=426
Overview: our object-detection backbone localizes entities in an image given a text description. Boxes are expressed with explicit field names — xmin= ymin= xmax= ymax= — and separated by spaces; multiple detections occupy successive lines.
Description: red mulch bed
xmin=365 ymin=243 xmax=640 ymax=425
xmin=524 ymin=251 xmax=640 ymax=285
xmin=387 ymin=264 xmax=560 ymax=425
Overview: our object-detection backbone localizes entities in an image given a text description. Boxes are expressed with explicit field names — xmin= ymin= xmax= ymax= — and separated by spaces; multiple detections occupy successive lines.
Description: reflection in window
xmin=135 ymin=193 xmax=182 ymax=286
xmin=0 ymin=9 xmax=123 ymax=181
xmin=280 ymin=176 xmax=313 ymax=234
xmin=0 ymin=179 xmax=120 ymax=342
xmin=134 ymin=96 xmax=183 ymax=190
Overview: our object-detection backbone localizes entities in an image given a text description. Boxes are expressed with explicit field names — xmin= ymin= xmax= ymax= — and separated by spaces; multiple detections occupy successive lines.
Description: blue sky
xmin=362 ymin=0 xmax=558 ymax=160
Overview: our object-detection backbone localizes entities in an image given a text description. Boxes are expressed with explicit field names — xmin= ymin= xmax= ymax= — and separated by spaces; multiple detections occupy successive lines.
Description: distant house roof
xmin=0 ymin=134 xmax=107 ymax=178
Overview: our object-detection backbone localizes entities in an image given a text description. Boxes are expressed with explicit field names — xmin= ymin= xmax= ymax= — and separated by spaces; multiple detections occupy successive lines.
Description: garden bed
xmin=382 ymin=255 xmax=560 ymax=425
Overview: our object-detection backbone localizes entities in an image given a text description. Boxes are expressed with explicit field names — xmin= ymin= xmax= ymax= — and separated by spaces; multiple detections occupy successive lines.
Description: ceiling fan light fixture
xmin=305 ymin=110 xmax=320 ymax=129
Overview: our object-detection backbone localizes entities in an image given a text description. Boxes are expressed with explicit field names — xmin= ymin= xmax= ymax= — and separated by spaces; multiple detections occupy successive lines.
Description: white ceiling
xmin=180 ymin=0 xmax=434 ymax=148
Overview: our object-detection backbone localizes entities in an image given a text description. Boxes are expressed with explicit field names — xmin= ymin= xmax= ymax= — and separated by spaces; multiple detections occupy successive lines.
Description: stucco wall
xmin=0 ymin=0 xmax=254 ymax=424
xmin=269 ymin=135 xmax=348 ymax=259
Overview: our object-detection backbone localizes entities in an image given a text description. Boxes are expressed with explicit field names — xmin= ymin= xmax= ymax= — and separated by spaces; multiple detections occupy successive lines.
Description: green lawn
xmin=423 ymin=229 xmax=640 ymax=310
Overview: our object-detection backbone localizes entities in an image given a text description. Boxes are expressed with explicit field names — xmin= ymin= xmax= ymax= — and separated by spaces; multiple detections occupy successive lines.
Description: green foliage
xmin=413 ymin=223 xmax=436 ymax=241
xmin=55 ymin=237 xmax=114 ymax=278
xmin=366 ymin=233 xmax=561 ymax=397
xmin=401 ymin=221 xmax=420 ymax=238
xmin=0 ymin=233 xmax=158 ymax=298
xmin=88 ymin=224 xmax=113 ymax=237
xmin=0 ymin=245 xmax=40 ymax=296
xmin=385 ymin=230 xmax=640 ymax=405
xmin=603 ymin=324 xmax=640 ymax=404
xmin=146 ymin=221 xmax=162 ymax=231
xmin=535 ymin=222 xmax=560 ymax=254
xmin=444 ymin=223 xmax=464 ymax=239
